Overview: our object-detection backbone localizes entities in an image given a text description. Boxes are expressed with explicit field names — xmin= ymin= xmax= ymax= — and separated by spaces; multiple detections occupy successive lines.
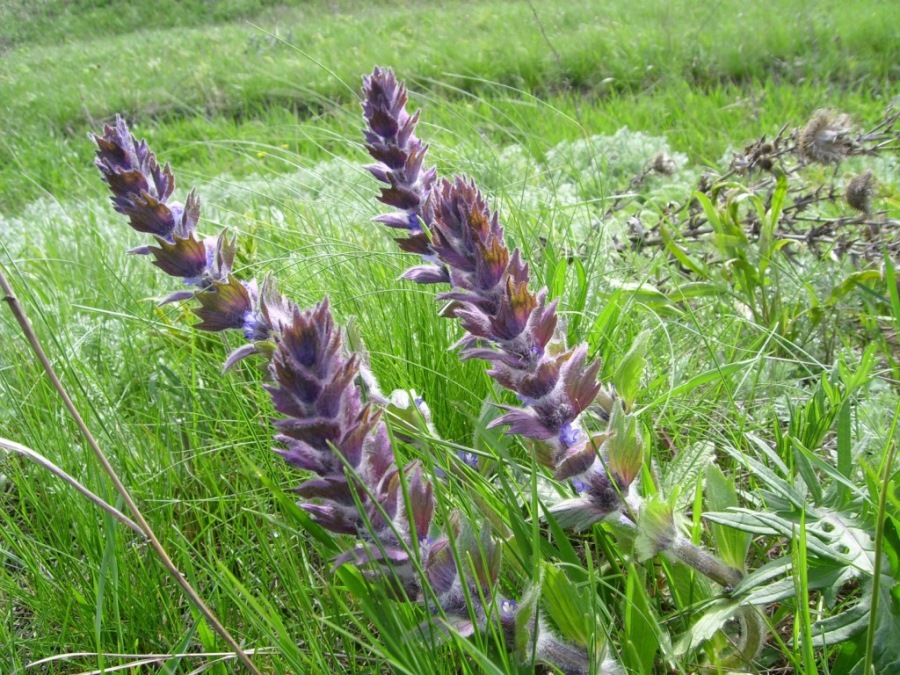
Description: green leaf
xmin=667 ymin=281 xmax=722 ymax=302
xmin=649 ymin=360 xmax=752 ymax=406
xmin=605 ymin=401 xmax=643 ymax=486
xmin=826 ymin=269 xmax=882 ymax=306
xmin=883 ymin=252 xmax=900 ymax=334
xmin=662 ymin=441 xmax=715 ymax=508
xmin=660 ymin=224 xmax=706 ymax=276
xmin=568 ymin=257 xmax=589 ymax=341
xmin=607 ymin=280 xmax=682 ymax=317
xmin=542 ymin=564 xmax=595 ymax=648
xmin=550 ymin=257 xmax=567 ymax=301
xmin=705 ymin=464 xmax=750 ymax=571
xmin=514 ymin=569 xmax=543 ymax=661
xmin=674 ymin=599 xmax=741 ymax=655
xmin=612 ymin=329 xmax=650 ymax=410
xmin=622 ymin=564 xmax=661 ymax=674
xmin=635 ymin=498 xmax=675 ymax=562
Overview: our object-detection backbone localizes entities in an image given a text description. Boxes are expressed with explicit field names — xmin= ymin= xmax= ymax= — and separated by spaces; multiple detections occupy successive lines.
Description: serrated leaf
xmin=662 ymin=441 xmax=714 ymax=508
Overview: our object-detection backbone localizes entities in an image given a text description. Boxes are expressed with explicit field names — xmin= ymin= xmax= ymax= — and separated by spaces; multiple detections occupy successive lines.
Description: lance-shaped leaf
xmin=611 ymin=329 xmax=650 ymax=412
xmin=604 ymin=401 xmax=642 ymax=488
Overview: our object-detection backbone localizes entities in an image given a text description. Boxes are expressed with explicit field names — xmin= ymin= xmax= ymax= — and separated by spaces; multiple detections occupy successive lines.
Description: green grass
xmin=1 ymin=0 xmax=897 ymax=211
xmin=2 ymin=0 xmax=899 ymax=673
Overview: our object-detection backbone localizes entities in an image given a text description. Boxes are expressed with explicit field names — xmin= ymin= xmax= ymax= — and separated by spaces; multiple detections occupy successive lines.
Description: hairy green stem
xmin=669 ymin=534 xmax=743 ymax=589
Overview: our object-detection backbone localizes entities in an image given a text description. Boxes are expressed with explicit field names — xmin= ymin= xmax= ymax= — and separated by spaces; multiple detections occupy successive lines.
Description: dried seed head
xmin=845 ymin=171 xmax=876 ymax=213
xmin=799 ymin=109 xmax=855 ymax=164
xmin=650 ymin=151 xmax=676 ymax=176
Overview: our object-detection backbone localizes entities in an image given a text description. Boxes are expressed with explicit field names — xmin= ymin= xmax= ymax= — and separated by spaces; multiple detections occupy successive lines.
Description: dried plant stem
xmin=0 ymin=437 xmax=144 ymax=536
xmin=0 ymin=266 xmax=260 ymax=675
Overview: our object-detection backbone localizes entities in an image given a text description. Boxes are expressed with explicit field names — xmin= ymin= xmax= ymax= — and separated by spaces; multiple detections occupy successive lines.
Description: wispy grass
xmin=2 ymin=0 xmax=899 ymax=673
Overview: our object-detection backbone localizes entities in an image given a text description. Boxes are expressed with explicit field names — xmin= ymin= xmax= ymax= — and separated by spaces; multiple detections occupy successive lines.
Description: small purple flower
xmin=458 ymin=450 xmax=480 ymax=469
xmin=559 ymin=423 xmax=580 ymax=448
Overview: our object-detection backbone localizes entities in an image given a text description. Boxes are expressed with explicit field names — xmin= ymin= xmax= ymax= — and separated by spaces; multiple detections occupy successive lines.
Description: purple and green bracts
xmin=361 ymin=68 xmax=635 ymax=527
xmin=361 ymin=68 xmax=743 ymax=590
xmin=92 ymin=117 xmax=597 ymax=671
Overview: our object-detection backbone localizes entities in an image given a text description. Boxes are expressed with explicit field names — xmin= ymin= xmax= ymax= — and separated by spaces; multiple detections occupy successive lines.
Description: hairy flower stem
xmin=669 ymin=534 xmax=743 ymax=589
xmin=0 ymin=267 xmax=261 ymax=675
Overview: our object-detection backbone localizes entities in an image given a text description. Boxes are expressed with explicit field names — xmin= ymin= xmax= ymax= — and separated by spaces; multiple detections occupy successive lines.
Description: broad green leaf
xmin=667 ymin=281 xmax=722 ymax=303
xmin=705 ymin=464 xmax=750 ymax=571
xmin=674 ymin=599 xmax=741 ymax=655
xmin=635 ymin=498 xmax=675 ymax=562
xmin=542 ymin=564 xmax=595 ymax=648
xmin=826 ymin=269 xmax=882 ymax=306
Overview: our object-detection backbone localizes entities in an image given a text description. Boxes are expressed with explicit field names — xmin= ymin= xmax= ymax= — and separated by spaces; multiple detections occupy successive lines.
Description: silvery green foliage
xmin=544 ymin=128 xmax=691 ymax=192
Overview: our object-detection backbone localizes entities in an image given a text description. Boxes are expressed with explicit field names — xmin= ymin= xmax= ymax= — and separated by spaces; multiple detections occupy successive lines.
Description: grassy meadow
xmin=1 ymin=0 xmax=899 ymax=673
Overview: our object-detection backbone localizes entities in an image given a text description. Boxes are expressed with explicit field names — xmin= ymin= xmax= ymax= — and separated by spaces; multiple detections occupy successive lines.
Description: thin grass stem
xmin=0 ymin=265 xmax=262 ymax=675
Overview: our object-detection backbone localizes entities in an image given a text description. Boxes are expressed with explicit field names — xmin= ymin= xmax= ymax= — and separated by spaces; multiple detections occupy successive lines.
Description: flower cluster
xmin=94 ymin=117 xmax=600 ymax=673
xmin=94 ymin=117 xmax=293 ymax=367
xmin=362 ymin=67 xmax=446 ymax=284
xmin=362 ymin=68 xmax=637 ymax=529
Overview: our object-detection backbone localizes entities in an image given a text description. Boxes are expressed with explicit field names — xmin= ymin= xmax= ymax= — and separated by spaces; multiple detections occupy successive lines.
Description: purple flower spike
xmin=93 ymin=116 xmax=201 ymax=241
xmin=362 ymin=67 xmax=446 ymax=284
xmin=94 ymin=113 xmax=540 ymax=666
xmin=361 ymin=70 xmax=626 ymax=537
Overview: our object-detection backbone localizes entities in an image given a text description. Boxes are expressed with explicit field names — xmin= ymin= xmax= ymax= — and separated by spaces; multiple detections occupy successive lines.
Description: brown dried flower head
xmin=650 ymin=151 xmax=676 ymax=176
xmin=844 ymin=171 xmax=876 ymax=213
xmin=799 ymin=109 xmax=855 ymax=164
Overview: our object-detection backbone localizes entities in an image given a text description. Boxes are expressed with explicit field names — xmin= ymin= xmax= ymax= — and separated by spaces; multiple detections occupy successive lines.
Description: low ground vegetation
xmin=1 ymin=1 xmax=898 ymax=673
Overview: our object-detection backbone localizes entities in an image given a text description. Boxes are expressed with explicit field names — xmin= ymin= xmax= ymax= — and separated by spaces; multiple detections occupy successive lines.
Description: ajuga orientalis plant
xmin=47 ymin=66 xmax=893 ymax=674
xmin=91 ymin=111 xmax=616 ymax=672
